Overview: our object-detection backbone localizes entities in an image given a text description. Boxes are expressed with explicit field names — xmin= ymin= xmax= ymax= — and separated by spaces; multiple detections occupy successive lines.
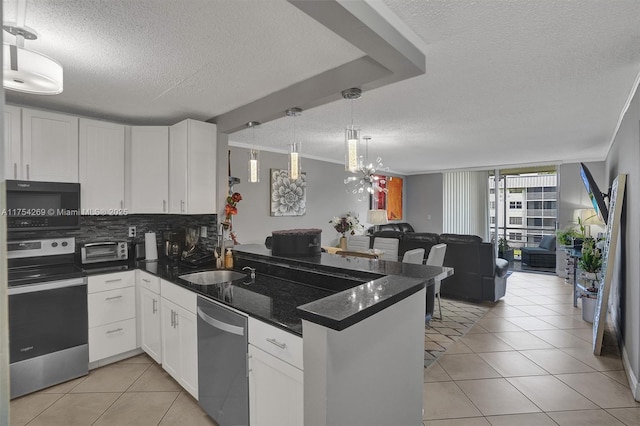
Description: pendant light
xmin=286 ymin=108 xmax=302 ymax=180
xmin=342 ymin=88 xmax=362 ymax=172
xmin=246 ymin=121 xmax=260 ymax=183
xmin=3 ymin=0 xmax=63 ymax=95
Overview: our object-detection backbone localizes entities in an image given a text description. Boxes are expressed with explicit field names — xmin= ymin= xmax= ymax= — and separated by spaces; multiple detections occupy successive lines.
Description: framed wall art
xmin=371 ymin=174 xmax=403 ymax=220
xmin=270 ymin=169 xmax=307 ymax=216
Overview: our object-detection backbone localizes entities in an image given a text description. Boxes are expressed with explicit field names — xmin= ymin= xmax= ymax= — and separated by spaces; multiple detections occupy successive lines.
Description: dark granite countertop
xmin=78 ymin=244 xmax=452 ymax=336
xmin=233 ymin=244 xmax=452 ymax=332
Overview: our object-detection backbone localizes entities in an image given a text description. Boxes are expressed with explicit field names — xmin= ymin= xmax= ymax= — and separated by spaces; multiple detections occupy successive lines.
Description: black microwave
xmin=5 ymin=180 xmax=81 ymax=232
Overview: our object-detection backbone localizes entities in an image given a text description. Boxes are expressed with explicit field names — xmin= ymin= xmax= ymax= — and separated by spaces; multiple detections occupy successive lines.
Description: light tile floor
xmin=10 ymin=271 xmax=639 ymax=425
xmin=9 ymin=354 xmax=217 ymax=426
xmin=423 ymin=271 xmax=640 ymax=425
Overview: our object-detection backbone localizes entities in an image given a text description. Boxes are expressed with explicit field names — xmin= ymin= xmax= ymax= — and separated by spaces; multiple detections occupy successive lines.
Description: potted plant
xmin=578 ymin=240 xmax=602 ymax=323
xmin=556 ymin=227 xmax=581 ymax=248
xmin=497 ymin=238 xmax=514 ymax=263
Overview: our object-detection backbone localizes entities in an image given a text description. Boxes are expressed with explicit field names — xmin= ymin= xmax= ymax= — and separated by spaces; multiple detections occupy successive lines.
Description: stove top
xmin=7 ymin=237 xmax=86 ymax=287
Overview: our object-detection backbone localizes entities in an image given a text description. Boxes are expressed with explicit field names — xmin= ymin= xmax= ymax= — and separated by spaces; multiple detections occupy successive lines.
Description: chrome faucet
xmin=242 ymin=266 xmax=256 ymax=280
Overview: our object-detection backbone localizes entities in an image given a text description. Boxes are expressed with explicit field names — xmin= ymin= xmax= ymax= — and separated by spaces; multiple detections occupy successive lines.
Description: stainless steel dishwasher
xmin=197 ymin=295 xmax=249 ymax=426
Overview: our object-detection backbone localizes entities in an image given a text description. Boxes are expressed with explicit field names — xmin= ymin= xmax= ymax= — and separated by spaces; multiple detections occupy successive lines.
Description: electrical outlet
xmin=200 ymin=226 xmax=207 ymax=236
xmin=128 ymin=226 xmax=136 ymax=237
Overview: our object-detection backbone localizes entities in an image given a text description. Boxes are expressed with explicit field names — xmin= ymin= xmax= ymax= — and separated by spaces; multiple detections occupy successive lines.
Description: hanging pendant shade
xmin=286 ymin=108 xmax=302 ymax=180
xmin=246 ymin=121 xmax=260 ymax=183
xmin=343 ymin=88 xmax=362 ymax=172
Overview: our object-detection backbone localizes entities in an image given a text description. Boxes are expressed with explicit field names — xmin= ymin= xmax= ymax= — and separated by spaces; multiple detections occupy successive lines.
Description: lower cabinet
xmin=160 ymin=279 xmax=198 ymax=399
xmin=87 ymin=271 xmax=136 ymax=363
xmin=138 ymin=271 xmax=162 ymax=363
xmin=249 ymin=344 xmax=303 ymax=426
xmin=248 ymin=318 xmax=303 ymax=426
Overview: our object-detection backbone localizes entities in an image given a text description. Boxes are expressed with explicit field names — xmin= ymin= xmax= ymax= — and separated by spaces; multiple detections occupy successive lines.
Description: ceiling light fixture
xmin=3 ymin=0 xmax=63 ymax=95
xmin=344 ymin=136 xmax=388 ymax=202
xmin=286 ymin=108 xmax=302 ymax=180
xmin=342 ymin=88 xmax=362 ymax=172
xmin=246 ymin=121 xmax=260 ymax=183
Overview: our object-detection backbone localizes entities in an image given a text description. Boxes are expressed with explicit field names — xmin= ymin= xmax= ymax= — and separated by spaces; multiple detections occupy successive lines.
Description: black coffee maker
xmin=163 ymin=230 xmax=185 ymax=262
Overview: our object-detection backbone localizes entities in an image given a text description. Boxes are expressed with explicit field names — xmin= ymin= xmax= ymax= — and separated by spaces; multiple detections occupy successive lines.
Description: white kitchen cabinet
xmin=21 ymin=108 xmax=79 ymax=182
xmin=160 ymin=279 xmax=198 ymax=399
xmin=137 ymin=271 xmax=162 ymax=363
xmin=79 ymin=118 xmax=126 ymax=214
xmin=169 ymin=119 xmax=217 ymax=214
xmin=130 ymin=126 xmax=169 ymax=213
xmin=87 ymin=271 xmax=137 ymax=363
xmin=248 ymin=318 xmax=303 ymax=426
xmin=4 ymin=105 xmax=22 ymax=180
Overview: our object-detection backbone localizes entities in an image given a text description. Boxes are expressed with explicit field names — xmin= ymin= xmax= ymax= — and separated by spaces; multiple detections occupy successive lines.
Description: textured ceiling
xmin=229 ymin=0 xmax=640 ymax=174
xmin=3 ymin=0 xmax=363 ymax=124
xmin=4 ymin=0 xmax=640 ymax=174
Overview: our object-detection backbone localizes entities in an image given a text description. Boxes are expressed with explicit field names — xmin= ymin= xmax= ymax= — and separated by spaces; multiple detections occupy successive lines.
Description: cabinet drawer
xmin=88 ymin=286 xmax=136 ymax=328
xmin=89 ymin=318 xmax=137 ymax=362
xmin=138 ymin=270 xmax=160 ymax=293
xmin=249 ymin=317 xmax=303 ymax=370
xmin=88 ymin=271 xmax=134 ymax=294
xmin=161 ymin=279 xmax=196 ymax=313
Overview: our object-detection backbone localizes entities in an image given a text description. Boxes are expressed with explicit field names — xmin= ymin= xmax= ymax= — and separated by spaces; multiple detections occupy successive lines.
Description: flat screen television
xmin=580 ymin=162 xmax=609 ymax=225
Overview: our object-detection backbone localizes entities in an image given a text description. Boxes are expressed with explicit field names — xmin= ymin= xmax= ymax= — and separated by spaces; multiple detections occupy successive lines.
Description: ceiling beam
xmin=212 ymin=0 xmax=425 ymax=134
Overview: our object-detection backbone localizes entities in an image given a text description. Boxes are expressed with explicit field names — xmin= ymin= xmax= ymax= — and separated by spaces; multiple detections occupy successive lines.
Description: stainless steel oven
xmin=7 ymin=237 xmax=88 ymax=398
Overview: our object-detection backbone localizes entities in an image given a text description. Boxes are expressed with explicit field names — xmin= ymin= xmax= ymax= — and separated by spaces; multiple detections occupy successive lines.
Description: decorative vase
xmin=581 ymin=296 xmax=597 ymax=323
xmin=584 ymin=272 xmax=598 ymax=281
xmin=339 ymin=235 xmax=347 ymax=250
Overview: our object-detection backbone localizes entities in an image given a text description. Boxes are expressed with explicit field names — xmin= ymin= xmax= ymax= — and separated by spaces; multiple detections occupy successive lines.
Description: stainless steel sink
xmin=179 ymin=270 xmax=246 ymax=285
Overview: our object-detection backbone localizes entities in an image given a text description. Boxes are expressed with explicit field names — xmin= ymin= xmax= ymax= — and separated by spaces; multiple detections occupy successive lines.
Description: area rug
xmin=424 ymin=298 xmax=491 ymax=368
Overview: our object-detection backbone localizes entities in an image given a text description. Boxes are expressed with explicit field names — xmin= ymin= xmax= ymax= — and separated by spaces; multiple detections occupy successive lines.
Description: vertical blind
xmin=443 ymin=171 xmax=489 ymax=240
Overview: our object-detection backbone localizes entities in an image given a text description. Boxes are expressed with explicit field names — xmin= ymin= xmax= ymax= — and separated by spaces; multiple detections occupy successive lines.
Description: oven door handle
xmin=8 ymin=277 xmax=87 ymax=295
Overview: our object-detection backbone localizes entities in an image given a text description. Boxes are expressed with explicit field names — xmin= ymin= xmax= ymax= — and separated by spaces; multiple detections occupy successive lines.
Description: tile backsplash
xmin=8 ymin=214 xmax=219 ymax=252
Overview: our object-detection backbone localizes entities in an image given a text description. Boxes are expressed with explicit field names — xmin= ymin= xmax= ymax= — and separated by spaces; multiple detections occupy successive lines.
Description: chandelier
xmin=344 ymin=136 xmax=388 ymax=201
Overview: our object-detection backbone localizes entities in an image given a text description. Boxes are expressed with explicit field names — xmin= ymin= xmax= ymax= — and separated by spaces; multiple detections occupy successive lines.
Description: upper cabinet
xmin=4 ymin=105 xmax=22 ymax=180
xmin=21 ymin=108 xmax=79 ymax=182
xmin=3 ymin=107 xmax=78 ymax=182
xmin=79 ymin=119 xmax=126 ymax=214
xmin=169 ymin=119 xmax=217 ymax=214
xmin=129 ymin=126 xmax=169 ymax=214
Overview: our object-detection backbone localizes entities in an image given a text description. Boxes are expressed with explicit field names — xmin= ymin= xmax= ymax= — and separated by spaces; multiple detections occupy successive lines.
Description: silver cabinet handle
xmin=142 ymin=278 xmax=150 ymax=283
xmin=105 ymin=295 xmax=123 ymax=301
xmin=106 ymin=328 xmax=123 ymax=335
xmin=170 ymin=310 xmax=174 ymax=327
xmin=163 ymin=200 xmax=167 ymax=212
xmin=152 ymin=298 xmax=157 ymax=314
xmin=13 ymin=163 xmax=17 ymax=179
xmin=181 ymin=200 xmax=185 ymax=213
xmin=105 ymin=278 xmax=122 ymax=283
xmin=174 ymin=311 xmax=179 ymax=327
xmin=266 ymin=338 xmax=287 ymax=350
xmin=26 ymin=164 xmax=30 ymax=180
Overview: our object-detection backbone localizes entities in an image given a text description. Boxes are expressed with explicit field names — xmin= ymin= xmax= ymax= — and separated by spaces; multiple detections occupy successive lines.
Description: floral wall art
xmin=270 ymin=169 xmax=307 ymax=216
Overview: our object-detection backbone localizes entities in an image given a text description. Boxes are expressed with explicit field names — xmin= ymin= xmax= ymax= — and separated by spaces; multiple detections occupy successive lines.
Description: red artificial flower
xmin=231 ymin=192 xmax=242 ymax=203
xmin=224 ymin=204 xmax=238 ymax=216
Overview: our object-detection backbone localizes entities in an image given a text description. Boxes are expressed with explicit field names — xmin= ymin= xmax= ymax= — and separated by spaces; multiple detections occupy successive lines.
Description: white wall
xmin=406 ymin=173 xmax=443 ymax=234
xmin=605 ymin=80 xmax=640 ymax=399
xmin=226 ymin=146 xmax=373 ymax=246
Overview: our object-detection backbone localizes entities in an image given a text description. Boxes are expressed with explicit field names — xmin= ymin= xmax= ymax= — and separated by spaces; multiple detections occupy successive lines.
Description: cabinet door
xmin=130 ymin=126 xmax=169 ymax=213
xmin=161 ymin=298 xmax=180 ymax=380
xmin=177 ymin=306 xmax=198 ymax=399
xmin=249 ymin=344 xmax=303 ymax=426
xmin=4 ymin=105 xmax=22 ymax=180
xmin=79 ymin=119 xmax=125 ymax=213
xmin=22 ymin=108 xmax=79 ymax=182
xmin=140 ymin=287 xmax=162 ymax=363
xmin=169 ymin=119 xmax=217 ymax=214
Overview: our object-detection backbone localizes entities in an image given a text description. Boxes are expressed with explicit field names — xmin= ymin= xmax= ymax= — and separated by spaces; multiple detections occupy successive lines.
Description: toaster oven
xmin=80 ymin=242 xmax=128 ymax=264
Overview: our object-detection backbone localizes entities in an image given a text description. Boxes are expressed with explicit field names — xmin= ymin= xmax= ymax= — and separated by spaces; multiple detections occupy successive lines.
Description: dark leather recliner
xmin=439 ymin=234 xmax=508 ymax=302
xmin=368 ymin=222 xmax=415 ymax=234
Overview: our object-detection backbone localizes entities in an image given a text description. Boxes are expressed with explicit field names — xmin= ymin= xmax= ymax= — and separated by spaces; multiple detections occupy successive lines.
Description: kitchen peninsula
xmin=135 ymin=243 xmax=450 ymax=426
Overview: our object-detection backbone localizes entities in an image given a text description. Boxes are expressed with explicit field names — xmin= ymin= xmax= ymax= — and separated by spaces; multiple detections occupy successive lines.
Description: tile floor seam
xmin=90 ymin=391 xmax=125 ymax=426
xmin=156 ymin=391 xmax=183 ymax=426
xmin=22 ymin=393 xmax=65 ymax=426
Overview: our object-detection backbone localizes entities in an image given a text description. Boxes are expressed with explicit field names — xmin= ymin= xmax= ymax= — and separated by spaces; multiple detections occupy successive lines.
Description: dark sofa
xmin=369 ymin=224 xmax=509 ymax=302
xmin=521 ymin=235 xmax=556 ymax=268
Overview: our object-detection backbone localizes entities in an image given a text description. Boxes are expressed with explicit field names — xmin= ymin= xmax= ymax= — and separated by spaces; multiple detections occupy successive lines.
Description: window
xmin=509 ymin=217 xmax=523 ymax=225
xmin=528 ymin=187 xmax=542 ymax=193
xmin=490 ymin=188 xmax=495 ymax=194
xmin=543 ymin=186 xmax=557 ymax=193
xmin=509 ymin=188 xmax=523 ymax=193
xmin=543 ymin=218 xmax=556 ymax=227
xmin=490 ymin=201 xmax=496 ymax=210
xmin=490 ymin=216 xmax=495 ymax=224
xmin=508 ymin=232 xmax=522 ymax=241
xmin=509 ymin=201 xmax=522 ymax=209
xmin=527 ymin=201 xmax=542 ymax=209
xmin=527 ymin=218 xmax=543 ymax=227
xmin=543 ymin=201 xmax=557 ymax=209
